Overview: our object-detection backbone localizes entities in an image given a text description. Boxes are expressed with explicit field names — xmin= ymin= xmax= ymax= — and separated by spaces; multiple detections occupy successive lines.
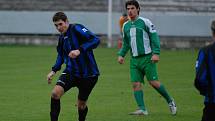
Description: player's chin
xmin=58 ymin=29 xmax=64 ymax=33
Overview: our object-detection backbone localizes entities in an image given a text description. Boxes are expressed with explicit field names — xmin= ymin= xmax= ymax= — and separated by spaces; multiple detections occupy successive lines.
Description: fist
xmin=118 ymin=56 xmax=125 ymax=64
xmin=151 ymin=54 xmax=159 ymax=63
xmin=68 ymin=50 xmax=80 ymax=58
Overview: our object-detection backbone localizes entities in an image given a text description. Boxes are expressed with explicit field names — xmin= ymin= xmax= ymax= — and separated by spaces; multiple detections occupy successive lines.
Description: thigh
xmin=144 ymin=61 xmax=158 ymax=81
xmin=130 ymin=58 xmax=144 ymax=83
xmin=130 ymin=67 xmax=144 ymax=83
xmin=56 ymin=73 xmax=76 ymax=93
xmin=77 ymin=76 xmax=98 ymax=101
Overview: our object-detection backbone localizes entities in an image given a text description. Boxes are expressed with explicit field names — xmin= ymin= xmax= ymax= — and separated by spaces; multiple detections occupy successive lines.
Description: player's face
xmin=54 ymin=20 xmax=69 ymax=34
xmin=126 ymin=5 xmax=139 ymax=20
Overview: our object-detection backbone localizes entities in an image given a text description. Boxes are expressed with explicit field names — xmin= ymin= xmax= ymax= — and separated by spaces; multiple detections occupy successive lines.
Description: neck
xmin=130 ymin=16 xmax=138 ymax=21
xmin=62 ymin=24 xmax=70 ymax=34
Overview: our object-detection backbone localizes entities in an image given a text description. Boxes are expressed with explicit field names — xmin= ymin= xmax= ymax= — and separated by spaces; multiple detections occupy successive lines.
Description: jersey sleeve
xmin=145 ymin=19 xmax=160 ymax=55
xmin=52 ymin=38 xmax=64 ymax=72
xmin=194 ymin=48 xmax=208 ymax=95
xmin=74 ymin=24 xmax=100 ymax=52
xmin=118 ymin=25 xmax=130 ymax=57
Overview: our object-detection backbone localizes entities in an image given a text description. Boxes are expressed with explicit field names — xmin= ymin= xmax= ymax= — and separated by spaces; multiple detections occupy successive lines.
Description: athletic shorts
xmin=130 ymin=54 xmax=158 ymax=83
xmin=56 ymin=73 xmax=98 ymax=101
xmin=202 ymin=103 xmax=215 ymax=121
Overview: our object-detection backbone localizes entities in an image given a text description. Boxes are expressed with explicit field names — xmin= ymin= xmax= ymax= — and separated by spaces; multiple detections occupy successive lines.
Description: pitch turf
xmin=0 ymin=45 xmax=203 ymax=121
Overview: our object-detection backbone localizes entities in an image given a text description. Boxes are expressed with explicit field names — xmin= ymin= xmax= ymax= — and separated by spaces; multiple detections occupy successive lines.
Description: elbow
xmin=91 ymin=37 xmax=100 ymax=49
xmin=95 ymin=37 xmax=100 ymax=47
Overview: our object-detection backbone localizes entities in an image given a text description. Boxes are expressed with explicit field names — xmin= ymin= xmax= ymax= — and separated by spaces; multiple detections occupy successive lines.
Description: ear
xmin=137 ymin=8 xmax=140 ymax=14
xmin=65 ymin=19 xmax=69 ymax=25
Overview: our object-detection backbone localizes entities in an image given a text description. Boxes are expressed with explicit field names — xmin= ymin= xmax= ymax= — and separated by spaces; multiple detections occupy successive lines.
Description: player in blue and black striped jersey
xmin=194 ymin=20 xmax=215 ymax=121
xmin=47 ymin=12 xmax=100 ymax=121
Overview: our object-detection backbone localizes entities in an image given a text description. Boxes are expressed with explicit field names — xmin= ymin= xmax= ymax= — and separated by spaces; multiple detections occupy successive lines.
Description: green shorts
xmin=130 ymin=54 xmax=158 ymax=83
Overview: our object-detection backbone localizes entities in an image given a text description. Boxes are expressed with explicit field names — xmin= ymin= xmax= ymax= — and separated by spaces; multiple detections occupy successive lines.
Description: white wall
xmin=0 ymin=11 xmax=214 ymax=36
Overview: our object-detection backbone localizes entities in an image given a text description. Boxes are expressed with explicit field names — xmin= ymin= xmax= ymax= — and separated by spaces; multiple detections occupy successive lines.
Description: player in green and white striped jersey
xmin=118 ymin=0 xmax=177 ymax=116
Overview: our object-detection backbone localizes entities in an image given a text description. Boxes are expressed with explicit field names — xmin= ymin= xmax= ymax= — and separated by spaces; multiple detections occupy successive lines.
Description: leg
xmin=77 ymin=76 xmax=98 ymax=121
xmin=50 ymin=73 xmax=73 ymax=121
xmin=50 ymin=85 xmax=64 ymax=121
xmin=129 ymin=58 xmax=148 ymax=115
xmin=78 ymin=100 xmax=88 ymax=121
xmin=132 ymin=82 xmax=146 ymax=111
xmin=202 ymin=103 xmax=215 ymax=121
xmin=149 ymin=81 xmax=172 ymax=103
xmin=145 ymin=57 xmax=176 ymax=115
xmin=129 ymin=82 xmax=148 ymax=115
xmin=149 ymin=80 xmax=177 ymax=115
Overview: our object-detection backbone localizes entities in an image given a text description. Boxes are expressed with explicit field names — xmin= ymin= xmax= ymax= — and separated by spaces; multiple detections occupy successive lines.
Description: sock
xmin=50 ymin=98 xmax=60 ymax=121
xmin=134 ymin=90 xmax=146 ymax=111
xmin=78 ymin=106 xmax=88 ymax=121
xmin=154 ymin=84 xmax=172 ymax=103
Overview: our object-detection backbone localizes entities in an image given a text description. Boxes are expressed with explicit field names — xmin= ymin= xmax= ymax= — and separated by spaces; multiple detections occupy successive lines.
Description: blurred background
xmin=0 ymin=0 xmax=214 ymax=49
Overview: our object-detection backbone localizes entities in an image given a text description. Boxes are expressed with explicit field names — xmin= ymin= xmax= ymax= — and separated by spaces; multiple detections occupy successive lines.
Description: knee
xmin=51 ymin=91 xmax=61 ymax=99
xmin=51 ymin=86 xmax=64 ymax=99
xmin=132 ymin=82 xmax=142 ymax=91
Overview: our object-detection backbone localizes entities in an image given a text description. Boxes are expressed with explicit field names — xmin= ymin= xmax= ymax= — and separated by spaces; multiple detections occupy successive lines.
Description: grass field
xmin=0 ymin=45 xmax=203 ymax=121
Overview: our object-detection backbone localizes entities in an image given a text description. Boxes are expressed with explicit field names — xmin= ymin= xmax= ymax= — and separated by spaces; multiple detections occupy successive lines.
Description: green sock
xmin=134 ymin=90 xmax=146 ymax=110
xmin=154 ymin=84 xmax=172 ymax=103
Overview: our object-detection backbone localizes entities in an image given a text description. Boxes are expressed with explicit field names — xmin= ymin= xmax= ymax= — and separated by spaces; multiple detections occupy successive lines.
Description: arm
xmin=145 ymin=19 xmax=160 ymax=62
xmin=117 ymin=26 xmax=130 ymax=64
xmin=148 ymin=25 xmax=160 ymax=55
xmin=118 ymin=25 xmax=130 ymax=58
xmin=75 ymin=24 xmax=100 ymax=52
xmin=47 ymin=40 xmax=64 ymax=84
xmin=68 ymin=24 xmax=100 ymax=58
xmin=194 ymin=48 xmax=208 ymax=95
xmin=51 ymin=53 xmax=64 ymax=72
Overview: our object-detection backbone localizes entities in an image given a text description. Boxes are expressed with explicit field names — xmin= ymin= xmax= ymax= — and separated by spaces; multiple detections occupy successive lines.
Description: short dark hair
xmin=125 ymin=0 xmax=140 ymax=10
xmin=211 ymin=20 xmax=215 ymax=34
xmin=52 ymin=12 xmax=68 ymax=22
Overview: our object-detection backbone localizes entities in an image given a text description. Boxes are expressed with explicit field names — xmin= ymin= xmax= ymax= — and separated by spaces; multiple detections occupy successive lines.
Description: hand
xmin=47 ymin=71 xmax=55 ymax=84
xmin=118 ymin=56 xmax=125 ymax=64
xmin=151 ymin=54 xmax=159 ymax=63
xmin=68 ymin=50 xmax=80 ymax=59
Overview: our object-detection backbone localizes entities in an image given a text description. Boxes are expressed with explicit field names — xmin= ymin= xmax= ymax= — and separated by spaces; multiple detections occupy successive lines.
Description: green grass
xmin=0 ymin=45 xmax=203 ymax=121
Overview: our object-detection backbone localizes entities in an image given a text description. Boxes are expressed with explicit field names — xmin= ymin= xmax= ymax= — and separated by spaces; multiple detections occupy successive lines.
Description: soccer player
xmin=46 ymin=12 xmax=100 ymax=121
xmin=117 ymin=0 xmax=177 ymax=115
xmin=194 ymin=20 xmax=215 ymax=121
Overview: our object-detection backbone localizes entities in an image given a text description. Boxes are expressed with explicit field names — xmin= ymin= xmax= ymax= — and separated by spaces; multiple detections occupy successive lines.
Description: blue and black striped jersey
xmin=195 ymin=42 xmax=215 ymax=103
xmin=52 ymin=24 xmax=100 ymax=78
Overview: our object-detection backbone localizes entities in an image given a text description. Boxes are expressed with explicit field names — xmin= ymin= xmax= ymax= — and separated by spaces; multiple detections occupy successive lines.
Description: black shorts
xmin=202 ymin=103 xmax=215 ymax=121
xmin=56 ymin=73 xmax=98 ymax=101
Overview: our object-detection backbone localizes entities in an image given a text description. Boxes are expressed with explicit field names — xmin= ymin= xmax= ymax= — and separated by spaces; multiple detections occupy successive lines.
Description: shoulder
xmin=73 ymin=23 xmax=85 ymax=29
xmin=202 ymin=44 xmax=213 ymax=51
xmin=138 ymin=17 xmax=156 ymax=32
xmin=123 ymin=20 xmax=130 ymax=26
xmin=138 ymin=17 xmax=153 ymax=25
xmin=199 ymin=45 xmax=211 ymax=57
xmin=72 ymin=24 xmax=89 ymax=33
xmin=122 ymin=20 xmax=130 ymax=30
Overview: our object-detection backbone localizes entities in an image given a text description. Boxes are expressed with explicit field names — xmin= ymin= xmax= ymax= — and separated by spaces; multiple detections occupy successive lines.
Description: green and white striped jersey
xmin=118 ymin=16 xmax=160 ymax=57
